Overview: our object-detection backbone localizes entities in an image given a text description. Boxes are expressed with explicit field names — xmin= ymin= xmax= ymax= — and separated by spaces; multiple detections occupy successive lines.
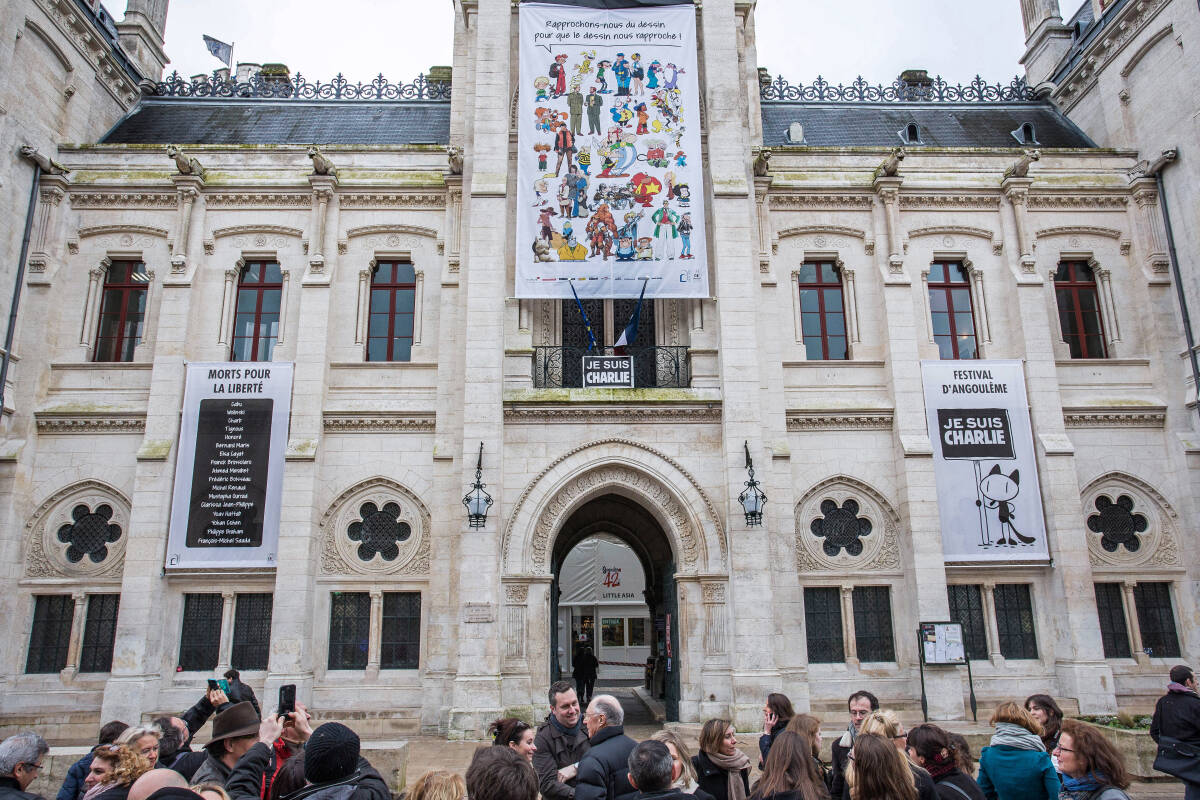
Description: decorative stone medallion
xmin=810 ymin=498 xmax=872 ymax=557
xmin=347 ymin=502 xmax=412 ymax=562
xmin=1081 ymin=473 xmax=1180 ymax=568
xmin=1087 ymin=495 xmax=1146 ymax=553
xmin=57 ymin=504 xmax=122 ymax=563
xmin=25 ymin=481 xmax=130 ymax=579
xmin=320 ymin=478 xmax=430 ymax=575
xmin=795 ymin=477 xmax=900 ymax=573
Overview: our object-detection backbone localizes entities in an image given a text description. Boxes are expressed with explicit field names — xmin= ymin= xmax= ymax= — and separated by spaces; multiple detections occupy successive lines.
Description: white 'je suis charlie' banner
xmin=516 ymin=1 xmax=707 ymax=299
xmin=921 ymin=360 xmax=1049 ymax=563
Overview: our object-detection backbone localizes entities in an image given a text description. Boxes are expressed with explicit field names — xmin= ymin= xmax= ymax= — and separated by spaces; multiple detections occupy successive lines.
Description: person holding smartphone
xmin=225 ymin=688 xmax=312 ymax=800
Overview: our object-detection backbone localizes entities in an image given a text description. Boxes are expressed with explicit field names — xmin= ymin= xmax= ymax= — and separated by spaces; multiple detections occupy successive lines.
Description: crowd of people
xmin=1 ymin=666 xmax=1196 ymax=800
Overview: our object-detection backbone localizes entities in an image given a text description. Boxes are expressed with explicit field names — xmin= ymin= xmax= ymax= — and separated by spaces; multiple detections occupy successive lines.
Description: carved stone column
xmin=170 ymin=175 xmax=204 ymax=273
xmin=80 ymin=259 xmax=111 ymax=350
xmin=308 ymin=175 xmax=338 ymax=275
xmin=217 ymin=591 xmax=236 ymax=672
xmin=1130 ymin=178 xmax=1170 ymax=276
xmin=367 ymin=590 xmax=383 ymax=680
xmin=355 ymin=269 xmax=372 ymax=345
xmin=981 ymin=581 xmax=1004 ymax=667
xmin=27 ymin=176 xmax=67 ymax=278
xmin=840 ymin=585 xmax=859 ymax=666
xmin=873 ymin=177 xmax=904 ymax=274
xmin=841 ymin=267 xmax=860 ymax=346
xmin=966 ymin=260 xmax=992 ymax=350
xmin=1002 ymin=177 xmax=1036 ymax=274
xmin=443 ymin=175 xmax=463 ymax=280
xmin=1092 ymin=263 xmax=1121 ymax=344
xmin=217 ymin=268 xmax=240 ymax=347
xmin=701 ymin=581 xmax=729 ymax=656
xmin=59 ymin=591 xmax=88 ymax=682
xmin=1121 ymin=581 xmax=1149 ymax=666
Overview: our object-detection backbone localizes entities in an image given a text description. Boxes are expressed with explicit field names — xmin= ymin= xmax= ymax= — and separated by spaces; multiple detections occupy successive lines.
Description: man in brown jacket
xmin=533 ymin=682 xmax=590 ymax=800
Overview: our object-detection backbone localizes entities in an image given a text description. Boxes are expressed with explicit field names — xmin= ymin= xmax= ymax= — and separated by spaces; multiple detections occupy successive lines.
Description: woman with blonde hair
xmin=784 ymin=715 xmax=829 ymax=788
xmin=975 ymin=702 xmax=1059 ymax=800
xmin=407 ymin=770 xmax=468 ymax=800
xmin=81 ymin=744 xmax=151 ymax=800
xmin=845 ymin=734 xmax=916 ymax=800
xmin=1053 ymin=719 xmax=1132 ymax=800
xmin=855 ymin=712 xmax=936 ymax=800
xmin=651 ymin=730 xmax=711 ymax=799
xmin=693 ymin=719 xmax=751 ymax=800
xmin=191 ymin=785 xmax=232 ymax=800
xmin=115 ymin=726 xmax=161 ymax=769
xmin=748 ymin=731 xmax=829 ymax=800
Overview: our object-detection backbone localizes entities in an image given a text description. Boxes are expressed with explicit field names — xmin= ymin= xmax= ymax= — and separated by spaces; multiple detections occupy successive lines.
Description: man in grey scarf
xmin=829 ymin=690 xmax=878 ymax=799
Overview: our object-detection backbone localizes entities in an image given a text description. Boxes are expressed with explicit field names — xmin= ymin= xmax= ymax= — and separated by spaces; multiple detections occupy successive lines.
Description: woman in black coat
xmin=758 ymin=694 xmax=796 ymax=768
xmin=906 ymin=725 xmax=985 ymax=800
xmin=693 ymin=719 xmax=751 ymax=800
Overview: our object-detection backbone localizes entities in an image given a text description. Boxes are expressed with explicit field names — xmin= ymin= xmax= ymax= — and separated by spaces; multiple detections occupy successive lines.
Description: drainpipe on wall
xmin=0 ymin=153 xmax=42 ymax=417
xmin=1144 ymin=149 xmax=1200 ymax=426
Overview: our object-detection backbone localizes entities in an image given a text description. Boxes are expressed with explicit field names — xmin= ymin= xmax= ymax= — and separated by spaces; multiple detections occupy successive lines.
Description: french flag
xmin=613 ymin=278 xmax=648 ymax=354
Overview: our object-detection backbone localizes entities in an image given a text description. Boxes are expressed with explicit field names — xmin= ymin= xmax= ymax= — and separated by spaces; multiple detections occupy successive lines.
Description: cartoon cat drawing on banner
xmin=976 ymin=464 xmax=1036 ymax=547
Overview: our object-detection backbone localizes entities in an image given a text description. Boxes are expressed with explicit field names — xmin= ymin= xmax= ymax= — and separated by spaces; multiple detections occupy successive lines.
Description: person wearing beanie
xmin=225 ymin=706 xmax=312 ymax=800
xmin=282 ymin=724 xmax=387 ymax=800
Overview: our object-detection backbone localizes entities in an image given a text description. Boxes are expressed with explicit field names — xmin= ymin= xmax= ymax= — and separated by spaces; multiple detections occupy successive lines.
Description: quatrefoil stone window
xmin=1087 ymin=494 xmax=1147 ymax=553
xmin=347 ymin=502 xmax=411 ymax=562
xmin=56 ymin=504 xmax=122 ymax=563
xmin=810 ymin=498 xmax=872 ymax=557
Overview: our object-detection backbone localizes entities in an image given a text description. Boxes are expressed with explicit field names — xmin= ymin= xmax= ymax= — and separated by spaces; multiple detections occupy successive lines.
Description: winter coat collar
xmin=589 ymin=724 xmax=627 ymax=746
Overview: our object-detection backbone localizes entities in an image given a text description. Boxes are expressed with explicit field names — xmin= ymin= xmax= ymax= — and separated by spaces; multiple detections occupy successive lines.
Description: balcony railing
xmin=533 ymin=346 xmax=690 ymax=389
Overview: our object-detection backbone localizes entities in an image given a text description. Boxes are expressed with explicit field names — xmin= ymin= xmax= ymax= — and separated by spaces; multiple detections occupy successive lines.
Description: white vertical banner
xmin=166 ymin=362 xmax=293 ymax=569
xmin=921 ymin=360 xmax=1050 ymax=563
xmin=517 ymin=1 xmax=707 ymax=299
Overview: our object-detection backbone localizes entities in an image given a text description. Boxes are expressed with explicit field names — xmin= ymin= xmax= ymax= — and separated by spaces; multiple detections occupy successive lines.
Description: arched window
xmin=928 ymin=261 xmax=978 ymax=359
xmin=900 ymin=122 xmax=922 ymax=145
xmin=797 ymin=261 xmax=846 ymax=360
xmin=1011 ymin=122 xmax=1038 ymax=145
xmin=93 ymin=260 xmax=149 ymax=362
xmin=367 ymin=261 xmax=416 ymax=362
xmin=231 ymin=261 xmax=282 ymax=362
xmin=1054 ymin=260 xmax=1107 ymax=359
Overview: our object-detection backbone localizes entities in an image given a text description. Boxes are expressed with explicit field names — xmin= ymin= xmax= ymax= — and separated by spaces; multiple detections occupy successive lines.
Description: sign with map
xmin=517 ymin=1 xmax=707 ymax=299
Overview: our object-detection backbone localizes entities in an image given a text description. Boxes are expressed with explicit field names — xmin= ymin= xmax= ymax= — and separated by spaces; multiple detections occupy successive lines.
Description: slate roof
xmin=101 ymin=98 xmax=451 ymax=145
xmin=1051 ymin=0 xmax=1112 ymax=84
xmin=760 ymin=102 xmax=1096 ymax=148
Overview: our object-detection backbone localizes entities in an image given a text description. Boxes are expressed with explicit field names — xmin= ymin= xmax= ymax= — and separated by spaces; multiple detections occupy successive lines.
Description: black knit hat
xmin=304 ymin=722 xmax=360 ymax=784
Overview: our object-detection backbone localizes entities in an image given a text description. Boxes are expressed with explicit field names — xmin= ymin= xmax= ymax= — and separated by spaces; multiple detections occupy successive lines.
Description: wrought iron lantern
xmin=462 ymin=442 xmax=493 ymax=528
xmin=738 ymin=440 xmax=767 ymax=526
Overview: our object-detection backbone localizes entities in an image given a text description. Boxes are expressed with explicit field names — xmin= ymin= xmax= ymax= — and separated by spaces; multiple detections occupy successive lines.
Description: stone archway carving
xmin=502 ymin=438 xmax=727 ymax=576
xmin=1079 ymin=471 xmax=1180 ymax=568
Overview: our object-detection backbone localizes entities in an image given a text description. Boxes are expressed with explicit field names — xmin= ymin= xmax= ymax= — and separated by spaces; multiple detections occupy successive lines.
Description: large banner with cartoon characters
xmin=516 ymin=1 xmax=707 ymax=299
xmin=921 ymin=361 xmax=1050 ymax=564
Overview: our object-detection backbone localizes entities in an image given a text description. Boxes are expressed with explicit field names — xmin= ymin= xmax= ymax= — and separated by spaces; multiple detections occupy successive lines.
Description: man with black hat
xmin=284 ymin=723 xmax=388 ymax=800
xmin=191 ymin=702 xmax=263 ymax=787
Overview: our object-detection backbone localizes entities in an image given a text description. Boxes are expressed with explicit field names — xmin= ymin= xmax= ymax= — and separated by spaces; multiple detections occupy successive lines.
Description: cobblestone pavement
xmin=404 ymin=688 xmax=1188 ymax=798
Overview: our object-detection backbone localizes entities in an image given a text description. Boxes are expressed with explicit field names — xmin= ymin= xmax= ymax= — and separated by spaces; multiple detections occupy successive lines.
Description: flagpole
xmin=568 ymin=280 xmax=598 ymax=352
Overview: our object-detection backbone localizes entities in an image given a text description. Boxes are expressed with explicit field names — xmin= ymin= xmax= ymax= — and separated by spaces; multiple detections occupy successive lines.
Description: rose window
xmin=1087 ymin=494 xmax=1147 ymax=553
xmin=56 ymin=504 xmax=122 ymax=563
xmin=347 ymin=502 xmax=411 ymax=562
xmin=810 ymin=498 xmax=872 ymax=557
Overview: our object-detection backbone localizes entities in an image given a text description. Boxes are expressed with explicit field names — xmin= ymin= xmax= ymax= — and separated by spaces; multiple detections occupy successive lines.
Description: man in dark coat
xmin=0 ymin=732 xmax=50 ymax=800
xmin=534 ymin=682 xmax=590 ymax=800
xmin=627 ymin=741 xmax=692 ymax=800
xmin=1151 ymin=664 xmax=1200 ymax=799
xmin=261 ymin=723 xmax=385 ymax=800
xmin=574 ymin=647 xmax=599 ymax=706
xmin=829 ymin=690 xmax=877 ymax=799
xmin=223 ymin=670 xmax=261 ymax=717
xmin=576 ymin=696 xmax=637 ymax=800
xmin=191 ymin=702 xmax=262 ymax=787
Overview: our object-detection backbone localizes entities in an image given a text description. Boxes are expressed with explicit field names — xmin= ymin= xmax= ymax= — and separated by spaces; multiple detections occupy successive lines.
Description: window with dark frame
xmin=1054 ymin=261 xmax=1107 ymax=359
xmin=178 ymin=594 xmax=223 ymax=671
xmin=797 ymin=262 xmax=848 ymax=360
xmin=1133 ymin=581 xmax=1181 ymax=658
xmin=93 ymin=261 xmax=149 ymax=362
xmin=231 ymin=261 xmax=282 ymax=362
xmin=993 ymin=583 xmax=1038 ymax=659
xmin=328 ymin=592 xmax=371 ymax=670
xmin=852 ymin=586 xmax=895 ymax=662
xmin=231 ymin=593 xmax=274 ymax=671
xmin=366 ymin=262 xmax=417 ymax=362
xmin=380 ymin=592 xmax=421 ymax=669
xmin=928 ymin=261 xmax=978 ymax=360
xmin=79 ymin=594 xmax=120 ymax=673
xmin=1093 ymin=582 xmax=1132 ymax=659
xmin=946 ymin=584 xmax=989 ymax=661
xmin=26 ymin=595 xmax=74 ymax=674
xmin=804 ymin=586 xmax=844 ymax=664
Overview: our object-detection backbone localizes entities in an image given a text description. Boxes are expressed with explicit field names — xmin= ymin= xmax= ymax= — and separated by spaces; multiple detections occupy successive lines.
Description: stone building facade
xmin=0 ymin=0 xmax=1197 ymax=739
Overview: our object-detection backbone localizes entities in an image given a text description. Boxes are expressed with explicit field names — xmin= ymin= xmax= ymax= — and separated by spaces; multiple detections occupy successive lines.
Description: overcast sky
xmin=122 ymin=1 xmax=1029 ymax=88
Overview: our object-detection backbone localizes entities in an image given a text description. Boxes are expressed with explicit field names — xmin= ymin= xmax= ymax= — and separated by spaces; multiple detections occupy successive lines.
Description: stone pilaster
xmin=448 ymin=0 xmax=510 ymax=737
xmin=170 ymin=175 xmax=204 ymax=275
xmin=25 ymin=175 xmax=67 ymax=283
xmin=1002 ymin=177 xmax=1037 ymax=275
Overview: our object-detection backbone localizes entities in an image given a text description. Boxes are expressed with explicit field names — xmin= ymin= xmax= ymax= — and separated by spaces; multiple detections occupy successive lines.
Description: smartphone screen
xmin=278 ymin=683 xmax=296 ymax=717
xmin=217 ymin=679 xmax=230 ymax=694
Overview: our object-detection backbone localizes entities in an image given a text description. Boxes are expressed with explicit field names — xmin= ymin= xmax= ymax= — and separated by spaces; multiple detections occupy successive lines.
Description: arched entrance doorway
xmin=549 ymin=493 xmax=680 ymax=720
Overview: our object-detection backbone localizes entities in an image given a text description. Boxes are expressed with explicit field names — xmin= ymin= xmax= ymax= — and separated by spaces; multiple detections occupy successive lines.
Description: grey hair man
xmin=0 ymin=732 xmax=50 ymax=800
xmin=576 ymin=696 xmax=637 ymax=800
xmin=626 ymin=740 xmax=685 ymax=800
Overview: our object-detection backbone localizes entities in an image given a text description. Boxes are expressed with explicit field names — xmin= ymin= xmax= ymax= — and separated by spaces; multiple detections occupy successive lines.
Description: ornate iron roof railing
xmin=151 ymin=71 xmax=452 ymax=101
xmin=760 ymin=74 xmax=1038 ymax=103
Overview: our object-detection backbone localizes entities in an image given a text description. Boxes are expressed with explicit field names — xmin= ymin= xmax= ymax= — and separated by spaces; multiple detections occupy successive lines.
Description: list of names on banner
xmin=187 ymin=398 xmax=272 ymax=548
